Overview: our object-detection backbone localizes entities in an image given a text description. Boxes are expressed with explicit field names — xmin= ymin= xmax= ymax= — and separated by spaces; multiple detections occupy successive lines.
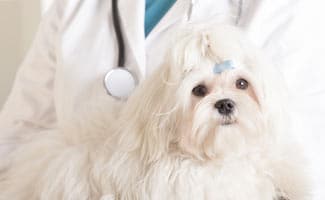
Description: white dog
xmin=0 ymin=25 xmax=309 ymax=200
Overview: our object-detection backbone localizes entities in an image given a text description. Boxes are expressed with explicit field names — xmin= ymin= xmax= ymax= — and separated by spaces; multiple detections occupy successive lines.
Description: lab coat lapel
xmin=147 ymin=0 xmax=188 ymax=40
xmin=119 ymin=0 xmax=146 ymax=77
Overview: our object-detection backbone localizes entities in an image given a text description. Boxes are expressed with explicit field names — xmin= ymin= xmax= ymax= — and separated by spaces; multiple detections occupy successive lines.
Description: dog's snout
xmin=214 ymin=99 xmax=235 ymax=115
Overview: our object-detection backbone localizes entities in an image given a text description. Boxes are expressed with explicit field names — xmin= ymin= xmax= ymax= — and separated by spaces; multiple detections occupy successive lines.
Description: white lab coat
xmin=1 ymin=0 xmax=324 ymax=199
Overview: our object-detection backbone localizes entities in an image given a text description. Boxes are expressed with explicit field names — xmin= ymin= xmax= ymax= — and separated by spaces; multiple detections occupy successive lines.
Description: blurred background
xmin=0 ymin=0 xmax=52 ymax=107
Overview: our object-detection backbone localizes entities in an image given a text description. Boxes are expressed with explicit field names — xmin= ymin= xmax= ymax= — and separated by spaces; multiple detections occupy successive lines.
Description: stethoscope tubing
xmin=105 ymin=0 xmax=194 ymax=100
xmin=112 ymin=0 xmax=125 ymax=67
xmin=103 ymin=0 xmax=137 ymax=100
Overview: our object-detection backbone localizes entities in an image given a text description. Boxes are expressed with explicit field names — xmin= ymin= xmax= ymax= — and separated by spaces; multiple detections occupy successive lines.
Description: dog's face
xmin=175 ymin=62 xmax=266 ymax=160
xmin=123 ymin=25 xmax=285 ymax=162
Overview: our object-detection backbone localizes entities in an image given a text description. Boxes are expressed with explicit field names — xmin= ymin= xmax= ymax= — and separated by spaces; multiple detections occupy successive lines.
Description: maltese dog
xmin=0 ymin=25 xmax=309 ymax=200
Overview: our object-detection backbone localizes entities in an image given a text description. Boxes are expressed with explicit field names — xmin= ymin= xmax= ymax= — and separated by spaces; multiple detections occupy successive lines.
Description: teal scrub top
xmin=145 ymin=0 xmax=177 ymax=37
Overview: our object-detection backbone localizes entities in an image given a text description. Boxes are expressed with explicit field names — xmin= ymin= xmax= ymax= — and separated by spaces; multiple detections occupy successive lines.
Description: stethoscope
xmin=103 ymin=0 xmax=197 ymax=100
xmin=103 ymin=0 xmax=137 ymax=100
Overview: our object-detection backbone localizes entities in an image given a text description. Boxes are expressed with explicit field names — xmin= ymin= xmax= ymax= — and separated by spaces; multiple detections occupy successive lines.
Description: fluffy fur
xmin=0 ymin=25 xmax=309 ymax=200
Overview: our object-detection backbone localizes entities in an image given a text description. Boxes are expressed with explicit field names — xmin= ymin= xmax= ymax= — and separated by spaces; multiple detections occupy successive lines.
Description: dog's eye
xmin=192 ymin=84 xmax=208 ymax=97
xmin=236 ymin=78 xmax=249 ymax=90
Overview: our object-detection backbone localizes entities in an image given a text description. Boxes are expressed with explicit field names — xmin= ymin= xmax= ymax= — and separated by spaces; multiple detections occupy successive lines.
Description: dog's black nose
xmin=214 ymin=99 xmax=235 ymax=115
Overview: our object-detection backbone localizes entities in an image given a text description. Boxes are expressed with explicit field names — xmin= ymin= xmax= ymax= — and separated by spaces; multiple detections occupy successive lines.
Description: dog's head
xmin=120 ymin=25 xmax=288 ymax=162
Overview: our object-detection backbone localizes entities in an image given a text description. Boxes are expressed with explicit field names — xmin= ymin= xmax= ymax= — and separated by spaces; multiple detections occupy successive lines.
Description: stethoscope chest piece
xmin=104 ymin=68 xmax=137 ymax=100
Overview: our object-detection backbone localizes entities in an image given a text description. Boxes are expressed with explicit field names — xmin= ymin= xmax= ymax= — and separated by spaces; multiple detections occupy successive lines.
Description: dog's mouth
xmin=220 ymin=116 xmax=237 ymax=126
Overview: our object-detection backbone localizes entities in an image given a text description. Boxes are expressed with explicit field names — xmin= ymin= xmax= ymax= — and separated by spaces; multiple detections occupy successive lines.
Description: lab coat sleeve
xmin=0 ymin=0 xmax=63 ymax=157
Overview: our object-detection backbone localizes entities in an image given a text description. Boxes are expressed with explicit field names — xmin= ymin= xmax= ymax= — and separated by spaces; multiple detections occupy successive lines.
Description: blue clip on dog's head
xmin=213 ymin=60 xmax=236 ymax=74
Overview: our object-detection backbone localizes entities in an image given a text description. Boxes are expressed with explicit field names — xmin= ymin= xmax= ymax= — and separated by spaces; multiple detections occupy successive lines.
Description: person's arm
xmin=0 ymin=0 xmax=64 ymax=160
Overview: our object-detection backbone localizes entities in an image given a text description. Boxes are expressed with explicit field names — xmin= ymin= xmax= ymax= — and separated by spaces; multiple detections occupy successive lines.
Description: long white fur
xmin=0 ymin=25 xmax=310 ymax=200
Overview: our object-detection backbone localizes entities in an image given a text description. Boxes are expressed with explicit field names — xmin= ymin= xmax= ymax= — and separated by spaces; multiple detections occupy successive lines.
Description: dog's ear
xmin=242 ymin=44 xmax=290 ymax=138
